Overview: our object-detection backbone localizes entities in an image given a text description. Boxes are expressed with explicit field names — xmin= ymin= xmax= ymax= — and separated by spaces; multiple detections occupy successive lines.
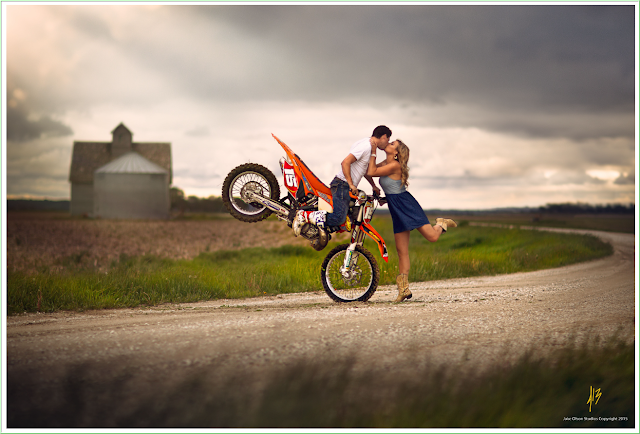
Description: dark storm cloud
xmin=10 ymin=4 xmax=635 ymax=142
xmin=5 ymin=75 xmax=74 ymax=141
xmin=6 ymin=102 xmax=73 ymax=142
xmin=171 ymin=4 xmax=635 ymax=139
xmin=614 ymin=173 xmax=635 ymax=185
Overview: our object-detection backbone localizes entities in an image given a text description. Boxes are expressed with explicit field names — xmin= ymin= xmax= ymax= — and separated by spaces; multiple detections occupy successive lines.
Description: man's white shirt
xmin=335 ymin=137 xmax=371 ymax=186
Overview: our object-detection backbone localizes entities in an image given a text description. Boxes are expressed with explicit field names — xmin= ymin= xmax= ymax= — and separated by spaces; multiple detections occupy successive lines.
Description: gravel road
xmin=5 ymin=227 xmax=636 ymax=426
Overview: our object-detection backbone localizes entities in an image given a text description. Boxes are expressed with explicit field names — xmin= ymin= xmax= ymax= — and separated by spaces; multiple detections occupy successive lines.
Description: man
xmin=293 ymin=125 xmax=392 ymax=236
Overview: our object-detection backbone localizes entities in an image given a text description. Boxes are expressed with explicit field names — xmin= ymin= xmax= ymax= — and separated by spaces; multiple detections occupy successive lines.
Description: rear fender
xmin=272 ymin=134 xmax=333 ymax=212
xmin=360 ymin=222 xmax=389 ymax=262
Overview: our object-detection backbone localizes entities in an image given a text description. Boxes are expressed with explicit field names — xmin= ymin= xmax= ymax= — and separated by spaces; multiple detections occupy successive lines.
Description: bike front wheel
xmin=321 ymin=244 xmax=380 ymax=303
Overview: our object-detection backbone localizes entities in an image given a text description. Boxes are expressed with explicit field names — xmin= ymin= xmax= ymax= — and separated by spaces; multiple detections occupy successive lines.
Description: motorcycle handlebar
xmin=350 ymin=190 xmax=387 ymax=205
xmin=372 ymin=192 xmax=387 ymax=206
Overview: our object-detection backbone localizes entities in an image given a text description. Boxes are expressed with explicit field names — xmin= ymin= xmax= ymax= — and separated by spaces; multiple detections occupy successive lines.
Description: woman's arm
xmin=367 ymin=153 xmax=399 ymax=177
xmin=367 ymin=160 xmax=399 ymax=177
xmin=367 ymin=140 xmax=400 ymax=178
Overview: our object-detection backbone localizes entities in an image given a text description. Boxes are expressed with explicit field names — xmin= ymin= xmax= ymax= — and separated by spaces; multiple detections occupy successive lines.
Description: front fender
xmin=361 ymin=222 xmax=389 ymax=263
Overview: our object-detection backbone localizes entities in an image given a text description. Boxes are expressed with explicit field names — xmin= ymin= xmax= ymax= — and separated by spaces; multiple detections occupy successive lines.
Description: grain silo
xmin=93 ymin=152 xmax=170 ymax=219
xmin=69 ymin=123 xmax=172 ymax=216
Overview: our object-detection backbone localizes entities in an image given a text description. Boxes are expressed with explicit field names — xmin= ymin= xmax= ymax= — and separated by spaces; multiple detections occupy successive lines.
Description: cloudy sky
xmin=3 ymin=2 xmax=637 ymax=210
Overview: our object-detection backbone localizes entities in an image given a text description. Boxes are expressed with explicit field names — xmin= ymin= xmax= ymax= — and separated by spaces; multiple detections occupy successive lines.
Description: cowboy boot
xmin=395 ymin=273 xmax=412 ymax=302
xmin=435 ymin=218 xmax=458 ymax=232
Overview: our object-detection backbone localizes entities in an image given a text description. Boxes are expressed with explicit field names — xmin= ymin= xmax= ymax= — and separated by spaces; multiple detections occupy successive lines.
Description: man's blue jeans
xmin=326 ymin=177 xmax=351 ymax=228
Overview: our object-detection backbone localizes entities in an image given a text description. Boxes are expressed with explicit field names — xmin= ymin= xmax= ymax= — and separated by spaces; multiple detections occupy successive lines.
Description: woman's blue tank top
xmin=379 ymin=176 xmax=406 ymax=195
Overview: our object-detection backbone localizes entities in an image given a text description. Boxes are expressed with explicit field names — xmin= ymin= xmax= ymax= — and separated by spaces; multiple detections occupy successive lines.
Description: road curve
xmin=6 ymin=228 xmax=636 ymax=422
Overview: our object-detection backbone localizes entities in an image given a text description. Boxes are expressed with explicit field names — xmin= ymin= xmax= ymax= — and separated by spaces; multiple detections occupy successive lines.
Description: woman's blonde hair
xmin=395 ymin=140 xmax=410 ymax=187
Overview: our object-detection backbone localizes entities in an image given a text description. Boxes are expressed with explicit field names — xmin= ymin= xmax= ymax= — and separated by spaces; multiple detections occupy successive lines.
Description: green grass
xmin=8 ymin=335 xmax=634 ymax=428
xmin=8 ymin=246 xmax=323 ymax=314
xmin=7 ymin=217 xmax=613 ymax=314
xmin=455 ymin=212 xmax=635 ymax=234
xmin=382 ymin=218 xmax=615 ymax=285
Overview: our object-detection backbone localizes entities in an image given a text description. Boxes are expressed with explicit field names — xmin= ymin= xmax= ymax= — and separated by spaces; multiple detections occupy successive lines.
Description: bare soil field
xmin=6 ymin=211 xmax=325 ymax=273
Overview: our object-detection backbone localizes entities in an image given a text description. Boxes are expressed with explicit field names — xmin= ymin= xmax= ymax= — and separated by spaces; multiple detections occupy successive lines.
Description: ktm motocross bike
xmin=222 ymin=134 xmax=388 ymax=303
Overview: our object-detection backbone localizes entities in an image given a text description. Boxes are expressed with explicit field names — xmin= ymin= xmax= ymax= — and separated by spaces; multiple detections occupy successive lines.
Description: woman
xmin=367 ymin=139 xmax=457 ymax=302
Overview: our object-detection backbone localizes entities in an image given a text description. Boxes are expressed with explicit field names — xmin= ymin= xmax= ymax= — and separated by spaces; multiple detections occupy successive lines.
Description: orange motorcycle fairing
xmin=359 ymin=222 xmax=389 ymax=263
xmin=280 ymin=158 xmax=299 ymax=195
xmin=272 ymin=134 xmax=333 ymax=212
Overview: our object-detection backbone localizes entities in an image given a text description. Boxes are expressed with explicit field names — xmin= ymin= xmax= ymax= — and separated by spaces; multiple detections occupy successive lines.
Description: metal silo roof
xmin=95 ymin=152 xmax=168 ymax=174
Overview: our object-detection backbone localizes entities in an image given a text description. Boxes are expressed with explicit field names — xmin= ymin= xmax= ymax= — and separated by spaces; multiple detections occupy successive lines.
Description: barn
xmin=68 ymin=123 xmax=172 ymax=219
xmin=94 ymin=152 xmax=170 ymax=219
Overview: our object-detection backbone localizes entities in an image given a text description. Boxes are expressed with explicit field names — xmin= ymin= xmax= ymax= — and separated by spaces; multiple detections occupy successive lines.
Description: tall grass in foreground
xmin=7 ymin=221 xmax=613 ymax=314
xmin=8 ymin=336 xmax=634 ymax=428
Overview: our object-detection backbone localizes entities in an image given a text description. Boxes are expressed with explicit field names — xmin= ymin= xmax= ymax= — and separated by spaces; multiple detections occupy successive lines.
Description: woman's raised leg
xmin=416 ymin=223 xmax=443 ymax=243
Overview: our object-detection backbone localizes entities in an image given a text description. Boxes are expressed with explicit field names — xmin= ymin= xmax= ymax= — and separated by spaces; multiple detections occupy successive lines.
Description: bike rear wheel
xmin=321 ymin=244 xmax=379 ymax=302
xmin=222 ymin=163 xmax=281 ymax=223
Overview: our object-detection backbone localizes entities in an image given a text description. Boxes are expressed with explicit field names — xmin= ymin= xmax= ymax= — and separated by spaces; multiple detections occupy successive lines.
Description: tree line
xmin=170 ymin=187 xmax=226 ymax=213
xmin=6 ymin=190 xmax=634 ymax=216
xmin=538 ymin=202 xmax=634 ymax=214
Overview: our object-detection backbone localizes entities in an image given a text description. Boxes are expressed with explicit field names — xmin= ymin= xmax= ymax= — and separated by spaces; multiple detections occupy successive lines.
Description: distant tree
xmin=170 ymin=187 xmax=187 ymax=214
xmin=539 ymin=202 xmax=635 ymax=214
xmin=7 ymin=199 xmax=70 ymax=212
xmin=171 ymin=188 xmax=226 ymax=213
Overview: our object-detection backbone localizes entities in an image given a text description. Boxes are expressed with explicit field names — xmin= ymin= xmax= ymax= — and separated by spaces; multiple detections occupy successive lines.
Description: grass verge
xmin=8 ymin=219 xmax=613 ymax=314
xmin=8 ymin=335 xmax=634 ymax=428
xmin=452 ymin=212 xmax=635 ymax=234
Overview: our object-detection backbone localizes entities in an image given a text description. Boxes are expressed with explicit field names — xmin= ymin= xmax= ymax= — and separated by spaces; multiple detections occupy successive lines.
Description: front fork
xmin=340 ymin=234 xmax=365 ymax=277
xmin=340 ymin=206 xmax=368 ymax=277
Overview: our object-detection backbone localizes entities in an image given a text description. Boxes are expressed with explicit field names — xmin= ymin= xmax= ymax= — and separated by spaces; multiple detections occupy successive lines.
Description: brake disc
xmin=240 ymin=181 xmax=265 ymax=203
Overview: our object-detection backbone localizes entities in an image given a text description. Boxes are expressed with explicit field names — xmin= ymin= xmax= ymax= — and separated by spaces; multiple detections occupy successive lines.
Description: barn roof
xmin=69 ymin=140 xmax=172 ymax=183
xmin=96 ymin=152 xmax=168 ymax=174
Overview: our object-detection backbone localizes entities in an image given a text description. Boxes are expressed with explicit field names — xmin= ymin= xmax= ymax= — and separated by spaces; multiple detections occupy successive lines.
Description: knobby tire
xmin=321 ymin=244 xmax=380 ymax=303
xmin=222 ymin=163 xmax=281 ymax=223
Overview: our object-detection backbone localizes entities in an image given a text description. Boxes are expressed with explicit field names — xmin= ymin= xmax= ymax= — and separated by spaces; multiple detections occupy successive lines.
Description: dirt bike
xmin=222 ymin=134 xmax=389 ymax=303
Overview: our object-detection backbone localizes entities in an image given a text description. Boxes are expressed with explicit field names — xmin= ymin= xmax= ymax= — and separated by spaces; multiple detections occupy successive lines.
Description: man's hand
xmin=349 ymin=183 xmax=358 ymax=195
xmin=364 ymin=175 xmax=380 ymax=197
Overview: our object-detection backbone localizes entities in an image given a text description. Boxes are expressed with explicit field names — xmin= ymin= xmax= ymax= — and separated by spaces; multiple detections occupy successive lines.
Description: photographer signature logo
xmin=587 ymin=386 xmax=602 ymax=412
